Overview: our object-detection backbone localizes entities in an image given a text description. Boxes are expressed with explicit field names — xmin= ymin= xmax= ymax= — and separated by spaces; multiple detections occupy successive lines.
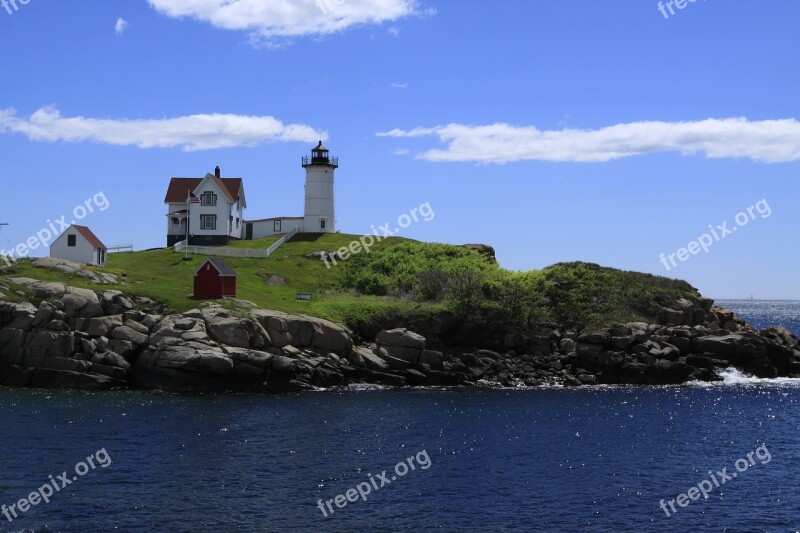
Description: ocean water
xmin=0 ymin=302 xmax=799 ymax=532
xmin=717 ymin=299 xmax=800 ymax=335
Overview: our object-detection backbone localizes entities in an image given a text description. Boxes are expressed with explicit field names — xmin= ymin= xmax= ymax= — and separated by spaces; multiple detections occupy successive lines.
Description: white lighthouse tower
xmin=302 ymin=141 xmax=338 ymax=233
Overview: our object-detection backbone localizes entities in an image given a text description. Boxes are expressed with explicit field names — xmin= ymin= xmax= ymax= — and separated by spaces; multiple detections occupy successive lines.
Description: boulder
xmin=26 ymin=330 xmax=75 ymax=359
xmin=419 ymin=350 xmax=444 ymax=369
xmin=619 ymin=362 xmax=646 ymax=385
xmin=646 ymin=361 xmax=692 ymax=385
xmin=61 ymin=289 xmax=103 ymax=318
xmin=577 ymin=329 xmax=611 ymax=345
xmin=668 ymin=336 xmax=692 ymax=354
xmin=207 ymin=318 xmax=252 ymax=348
xmin=108 ymin=339 xmax=137 ymax=359
xmin=111 ymin=326 xmax=148 ymax=346
xmin=609 ymin=334 xmax=634 ymax=349
xmin=251 ymin=310 xmax=351 ymax=355
xmin=91 ymin=351 xmax=131 ymax=371
xmin=376 ymin=328 xmax=426 ymax=363
xmin=661 ymin=307 xmax=684 ymax=326
xmin=376 ymin=348 xmax=429 ymax=373
xmin=224 ymin=347 xmax=275 ymax=371
xmin=123 ymin=319 xmax=150 ymax=336
xmin=311 ymin=365 xmax=345 ymax=387
xmin=694 ymin=335 xmax=743 ymax=360
xmin=347 ymin=346 xmax=389 ymax=372
xmin=85 ymin=315 xmax=123 ymax=337
xmin=204 ymin=308 xmax=268 ymax=349
xmin=559 ymin=338 xmax=576 ymax=354
xmin=133 ymin=344 xmax=236 ymax=392
xmin=300 ymin=314 xmax=352 ymax=354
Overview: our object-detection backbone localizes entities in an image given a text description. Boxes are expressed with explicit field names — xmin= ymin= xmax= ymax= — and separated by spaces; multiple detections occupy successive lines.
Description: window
xmin=320 ymin=219 xmax=327 ymax=230
xmin=274 ymin=220 xmax=281 ymax=232
xmin=230 ymin=216 xmax=233 ymax=227
xmin=67 ymin=235 xmax=77 ymax=247
xmin=236 ymin=218 xmax=240 ymax=228
xmin=171 ymin=217 xmax=180 ymax=225
xmin=201 ymin=215 xmax=217 ymax=230
xmin=201 ymin=192 xmax=217 ymax=206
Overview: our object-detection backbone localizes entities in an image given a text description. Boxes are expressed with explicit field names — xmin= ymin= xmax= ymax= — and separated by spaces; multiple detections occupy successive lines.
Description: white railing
xmin=174 ymin=243 xmax=268 ymax=258
xmin=265 ymin=227 xmax=300 ymax=258
xmin=107 ymin=245 xmax=134 ymax=254
xmin=173 ymin=227 xmax=299 ymax=259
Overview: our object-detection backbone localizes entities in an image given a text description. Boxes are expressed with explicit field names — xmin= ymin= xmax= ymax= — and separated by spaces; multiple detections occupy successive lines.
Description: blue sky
xmin=1 ymin=0 xmax=798 ymax=299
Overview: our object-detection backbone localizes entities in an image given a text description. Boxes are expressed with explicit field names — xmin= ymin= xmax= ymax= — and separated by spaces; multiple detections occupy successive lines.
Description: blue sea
xmin=717 ymin=300 xmax=800 ymax=335
xmin=1 ymin=301 xmax=799 ymax=532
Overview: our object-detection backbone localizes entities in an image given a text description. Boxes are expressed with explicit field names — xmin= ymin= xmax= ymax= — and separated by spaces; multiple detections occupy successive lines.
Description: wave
xmin=690 ymin=367 xmax=800 ymax=387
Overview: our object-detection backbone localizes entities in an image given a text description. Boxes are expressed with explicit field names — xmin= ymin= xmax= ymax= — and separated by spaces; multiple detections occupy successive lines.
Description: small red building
xmin=194 ymin=258 xmax=237 ymax=299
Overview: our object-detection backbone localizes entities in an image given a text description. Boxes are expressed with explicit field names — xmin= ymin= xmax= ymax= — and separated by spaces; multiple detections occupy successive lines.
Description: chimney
xmin=215 ymin=166 xmax=221 ymax=178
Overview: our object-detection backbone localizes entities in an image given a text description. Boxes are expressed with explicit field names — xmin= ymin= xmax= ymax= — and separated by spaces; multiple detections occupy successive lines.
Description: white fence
xmin=265 ymin=227 xmax=300 ymax=258
xmin=173 ymin=227 xmax=300 ymax=259
xmin=107 ymin=245 xmax=134 ymax=254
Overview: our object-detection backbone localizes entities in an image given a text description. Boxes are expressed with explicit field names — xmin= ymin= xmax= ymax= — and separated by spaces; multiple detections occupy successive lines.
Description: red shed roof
xmin=72 ymin=225 xmax=107 ymax=250
xmin=194 ymin=258 xmax=236 ymax=277
xmin=164 ymin=176 xmax=243 ymax=204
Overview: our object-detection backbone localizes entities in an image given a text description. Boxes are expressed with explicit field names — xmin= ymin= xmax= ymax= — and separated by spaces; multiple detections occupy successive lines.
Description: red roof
xmin=164 ymin=176 xmax=243 ymax=204
xmin=73 ymin=225 xmax=107 ymax=250
xmin=194 ymin=258 xmax=237 ymax=277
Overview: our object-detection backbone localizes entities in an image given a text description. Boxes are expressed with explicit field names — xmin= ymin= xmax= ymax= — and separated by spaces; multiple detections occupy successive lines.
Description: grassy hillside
xmin=1 ymin=233 xmax=702 ymax=341
xmin=2 ymin=234 xmax=442 ymax=327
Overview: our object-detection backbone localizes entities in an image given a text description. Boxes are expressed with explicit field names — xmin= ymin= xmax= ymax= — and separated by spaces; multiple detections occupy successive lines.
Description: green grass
xmin=1 ymin=233 xmax=703 ymax=336
xmin=1 ymin=233 xmax=439 ymax=324
xmin=223 ymin=235 xmax=282 ymax=249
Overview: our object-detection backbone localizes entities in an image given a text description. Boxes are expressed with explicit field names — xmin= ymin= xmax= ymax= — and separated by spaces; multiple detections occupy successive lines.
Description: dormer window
xmin=201 ymin=192 xmax=217 ymax=206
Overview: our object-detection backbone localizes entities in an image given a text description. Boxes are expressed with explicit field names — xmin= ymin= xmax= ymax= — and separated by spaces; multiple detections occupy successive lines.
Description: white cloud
xmin=387 ymin=26 xmax=400 ymax=37
xmin=388 ymin=82 xmax=408 ymax=89
xmin=378 ymin=118 xmax=800 ymax=164
xmin=0 ymin=106 xmax=322 ymax=151
xmin=148 ymin=0 xmax=423 ymax=44
xmin=393 ymin=147 xmax=410 ymax=155
xmin=115 ymin=17 xmax=129 ymax=35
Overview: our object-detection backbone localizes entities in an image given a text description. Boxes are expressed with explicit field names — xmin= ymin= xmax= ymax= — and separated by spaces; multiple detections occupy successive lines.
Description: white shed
xmin=245 ymin=217 xmax=304 ymax=240
xmin=50 ymin=225 xmax=107 ymax=267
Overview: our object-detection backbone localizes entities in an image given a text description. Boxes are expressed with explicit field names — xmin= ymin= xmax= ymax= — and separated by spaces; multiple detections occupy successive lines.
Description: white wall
xmin=303 ymin=165 xmax=335 ymax=233
xmin=50 ymin=230 xmax=103 ymax=266
xmin=192 ymin=178 xmax=229 ymax=239
xmin=249 ymin=218 xmax=303 ymax=240
xmin=230 ymin=196 xmax=244 ymax=239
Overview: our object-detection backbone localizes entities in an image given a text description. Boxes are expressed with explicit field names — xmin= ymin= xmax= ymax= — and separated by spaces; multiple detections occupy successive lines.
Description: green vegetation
xmin=223 ymin=235 xmax=282 ymax=249
xmin=0 ymin=233 xmax=701 ymax=339
xmin=338 ymin=241 xmax=699 ymax=333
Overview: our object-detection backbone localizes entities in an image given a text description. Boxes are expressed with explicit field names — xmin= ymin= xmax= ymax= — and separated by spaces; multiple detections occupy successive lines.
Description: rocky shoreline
xmin=1 ymin=279 xmax=799 ymax=393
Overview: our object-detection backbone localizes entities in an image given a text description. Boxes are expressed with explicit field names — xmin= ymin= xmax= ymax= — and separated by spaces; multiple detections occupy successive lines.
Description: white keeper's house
xmin=164 ymin=142 xmax=339 ymax=246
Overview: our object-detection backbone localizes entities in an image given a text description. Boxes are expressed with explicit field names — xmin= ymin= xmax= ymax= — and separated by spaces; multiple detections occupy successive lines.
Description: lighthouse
xmin=302 ymin=141 xmax=338 ymax=233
